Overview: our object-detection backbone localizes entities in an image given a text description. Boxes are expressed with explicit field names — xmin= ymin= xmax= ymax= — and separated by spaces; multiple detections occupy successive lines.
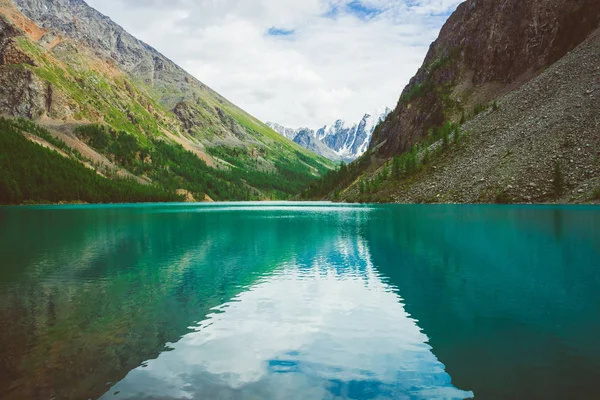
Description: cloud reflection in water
xmin=103 ymin=236 xmax=472 ymax=400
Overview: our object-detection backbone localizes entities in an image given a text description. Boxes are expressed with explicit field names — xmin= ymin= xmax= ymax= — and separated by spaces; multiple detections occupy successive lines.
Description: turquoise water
xmin=0 ymin=203 xmax=599 ymax=399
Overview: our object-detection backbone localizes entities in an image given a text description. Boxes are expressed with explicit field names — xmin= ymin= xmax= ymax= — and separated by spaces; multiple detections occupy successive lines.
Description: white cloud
xmin=85 ymin=0 xmax=462 ymax=127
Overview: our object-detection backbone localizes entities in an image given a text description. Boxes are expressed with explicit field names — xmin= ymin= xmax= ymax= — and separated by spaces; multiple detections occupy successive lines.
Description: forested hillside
xmin=0 ymin=117 xmax=180 ymax=204
xmin=0 ymin=117 xmax=336 ymax=204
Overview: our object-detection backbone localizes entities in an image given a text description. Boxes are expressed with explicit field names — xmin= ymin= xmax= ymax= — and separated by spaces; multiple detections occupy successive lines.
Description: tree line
xmin=0 ymin=118 xmax=180 ymax=205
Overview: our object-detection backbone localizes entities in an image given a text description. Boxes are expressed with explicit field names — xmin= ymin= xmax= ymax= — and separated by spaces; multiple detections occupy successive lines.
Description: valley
xmin=1 ymin=0 xmax=599 ymax=205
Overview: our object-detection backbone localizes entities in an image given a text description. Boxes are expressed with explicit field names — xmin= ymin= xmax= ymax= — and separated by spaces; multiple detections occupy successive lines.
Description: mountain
xmin=303 ymin=0 xmax=600 ymax=204
xmin=267 ymin=109 xmax=390 ymax=162
xmin=291 ymin=128 xmax=341 ymax=162
xmin=0 ymin=0 xmax=334 ymax=204
xmin=369 ymin=0 xmax=600 ymax=159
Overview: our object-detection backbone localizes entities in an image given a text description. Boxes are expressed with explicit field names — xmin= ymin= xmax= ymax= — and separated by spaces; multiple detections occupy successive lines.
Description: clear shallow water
xmin=0 ymin=203 xmax=599 ymax=399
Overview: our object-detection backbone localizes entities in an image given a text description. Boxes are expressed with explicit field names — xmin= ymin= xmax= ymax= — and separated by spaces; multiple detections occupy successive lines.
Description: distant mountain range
xmin=267 ymin=108 xmax=390 ymax=162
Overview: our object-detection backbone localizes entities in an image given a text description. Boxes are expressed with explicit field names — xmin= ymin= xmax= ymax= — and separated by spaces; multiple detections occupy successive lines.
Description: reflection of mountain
xmin=102 ymin=235 xmax=471 ymax=400
xmin=0 ymin=204 xmax=359 ymax=400
xmin=363 ymin=206 xmax=600 ymax=399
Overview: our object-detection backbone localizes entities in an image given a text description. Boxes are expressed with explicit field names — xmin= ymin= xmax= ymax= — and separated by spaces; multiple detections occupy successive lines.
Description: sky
xmin=85 ymin=0 xmax=463 ymax=128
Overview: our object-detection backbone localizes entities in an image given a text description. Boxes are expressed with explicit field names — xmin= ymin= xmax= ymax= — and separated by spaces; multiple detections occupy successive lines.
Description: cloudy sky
xmin=85 ymin=0 xmax=462 ymax=128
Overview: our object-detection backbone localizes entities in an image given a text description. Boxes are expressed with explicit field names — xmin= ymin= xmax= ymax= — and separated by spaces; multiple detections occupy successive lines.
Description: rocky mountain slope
xmin=291 ymin=128 xmax=341 ymax=161
xmin=305 ymin=0 xmax=600 ymax=204
xmin=0 ymin=0 xmax=333 ymax=203
xmin=267 ymin=109 xmax=390 ymax=162
xmin=370 ymin=0 xmax=600 ymax=159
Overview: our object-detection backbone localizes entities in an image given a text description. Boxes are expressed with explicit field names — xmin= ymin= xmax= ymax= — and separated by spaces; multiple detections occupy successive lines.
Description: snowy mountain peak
xmin=266 ymin=108 xmax=390 ymax=162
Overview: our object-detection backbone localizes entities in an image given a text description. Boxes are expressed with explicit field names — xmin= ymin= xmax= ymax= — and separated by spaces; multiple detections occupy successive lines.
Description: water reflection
xmin=1 ymin=203 xmax=599 ymax=399
xmin=102 ymin=236 xmax=471 ymax=400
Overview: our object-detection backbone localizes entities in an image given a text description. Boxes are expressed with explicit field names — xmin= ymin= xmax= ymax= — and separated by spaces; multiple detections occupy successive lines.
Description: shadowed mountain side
xmin=370 ymin=0 xmax=600 ymax=158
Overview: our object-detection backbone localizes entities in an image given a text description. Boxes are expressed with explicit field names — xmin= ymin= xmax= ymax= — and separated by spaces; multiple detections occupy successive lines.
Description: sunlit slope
xmin=0 ymin=0 xmax=334 ymax=202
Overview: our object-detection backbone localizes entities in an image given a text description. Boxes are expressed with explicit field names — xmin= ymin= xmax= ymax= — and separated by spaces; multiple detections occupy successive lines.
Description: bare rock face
xmin=173 ymin=102 xmax=208 ymax=134
xmin=1 ymin=39 xmax=33 ymax=65
xmin=371 ymin=0 xmax=600 ymax=158
xmin=0 ymin=15 xmax=33 ymax=66
xmin=0 ymin=15 xmax=45 ymax=117
xmin=0 ymin=67 xmax=46 ymax=117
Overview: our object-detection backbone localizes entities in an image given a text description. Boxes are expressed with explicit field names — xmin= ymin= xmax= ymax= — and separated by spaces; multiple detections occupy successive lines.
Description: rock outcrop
xmin=0 ymin=14 xmax=45 ymax=117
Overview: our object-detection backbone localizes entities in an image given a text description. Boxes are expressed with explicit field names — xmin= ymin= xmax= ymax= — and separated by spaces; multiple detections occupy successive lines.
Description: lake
xmin=0 ymin=203 xmax=599 ymax=399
